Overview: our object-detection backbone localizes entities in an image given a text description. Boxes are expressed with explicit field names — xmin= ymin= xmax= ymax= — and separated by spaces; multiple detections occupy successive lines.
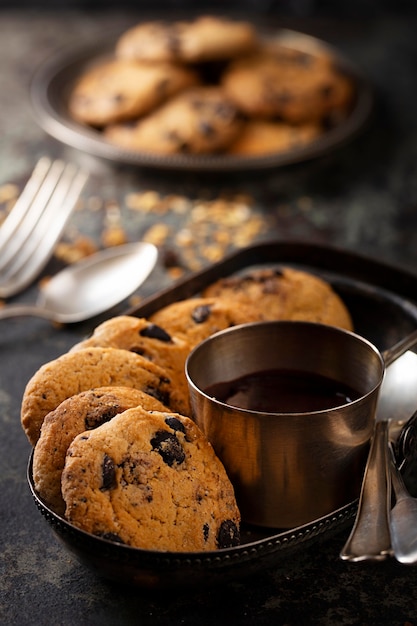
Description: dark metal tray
xmin=30 ymin=28 xmax=373 ymax=172
xmin=28 ymin=241 xmax=417 ymax=589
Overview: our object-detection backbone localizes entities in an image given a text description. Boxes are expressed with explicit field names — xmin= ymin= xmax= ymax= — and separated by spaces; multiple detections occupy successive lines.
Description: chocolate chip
xmin=140 ymin=323 xmax=172 ymax=343
xmin=191 ymin=304 xmax=211 ymax=324
xmin=165 ymin=416 xmax=186 ymax=434
xmin=199 ymin=121 xmax=216 ymax=137
xmin=321 ymin=84 xmax=334 ymax=99
xmin=98 ymin=532 xmax=125 ymax=544
xmin=151 ymin=430 xmax=185 ymax=466
xmin=217 ymin=519 xmax=240 ymax=548
xmin=85 ymin=405 xmax=120 ymax=430
xmin=203 ymin=523 xmax=210 ymax=542
xmin=215 ymin=101 xmax=236 ymax=121
xmin=129 ymin=346 xmax=146 ymax=356
xmin=144 ymin=386 xmax=170 ymax=408
xmin=101 ymin=454 xmax=116 ymax=491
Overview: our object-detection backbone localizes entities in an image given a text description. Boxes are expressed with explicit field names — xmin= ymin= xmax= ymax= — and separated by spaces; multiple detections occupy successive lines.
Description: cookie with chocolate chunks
xmin=104 ymin=86 xmax=243 ymax=154
xmin=222 ymin=42 xmax=354 ymax=123
xmin=70 ymin=316 xmax=191 ymax=414
xmin=21 ymin=347 xmax=187 ymax=446
xmin=115 ymin=15 xmax=259 ymax=64
xmin=61 ymin=407 xmax=241 ymax=552
xmin=33 ymin=386 xmax=169 ymax=515
xmin=68 ymin=58 xmax=199 ymax=126
xmin=149 ymin=296 xmax=260 ymax=348
xmin=202 ymin=267 xmax=353 ymax=330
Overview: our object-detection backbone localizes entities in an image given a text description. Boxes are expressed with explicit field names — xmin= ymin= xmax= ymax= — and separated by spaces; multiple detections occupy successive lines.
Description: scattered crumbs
xmin=143 ymin=223 xmax=171 ymax=246
xmin=87 ymin=195 xmax=103 ymax=212
xmin=126 ymin=190 xmax=162 ymax=213
xmin=0 ymin=183 xmax=19 ymax=204
xmin=101 ymin=226 xmax=128 ymax=247
xmin=54 ymin=236 xmax=98 ymax=264
xmin=1 ymin=172 xmax=271 ymax=281
xmin=128 ymin=294 xmax=143 ymax=308
xmin=0 ymin=183 xmax=19 ymax=225
xmin=166 ymin=266 xmax=185 ymax=280
xmin=105 ymin=200 xmax=122 ymax=224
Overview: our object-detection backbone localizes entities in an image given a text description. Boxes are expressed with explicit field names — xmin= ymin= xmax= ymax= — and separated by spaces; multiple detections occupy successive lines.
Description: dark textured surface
xmin=2 ymin=8 xmax=417 ymax=625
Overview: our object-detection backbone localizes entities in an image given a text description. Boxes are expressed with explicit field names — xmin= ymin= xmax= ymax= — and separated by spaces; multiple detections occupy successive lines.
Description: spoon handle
xmin=389 ymin=444 xmax=417 ymax=564
xmin=340 ymin=419 xmax=393 ymax=561
xmin=0 ymin=304 xmax=56 ymax=322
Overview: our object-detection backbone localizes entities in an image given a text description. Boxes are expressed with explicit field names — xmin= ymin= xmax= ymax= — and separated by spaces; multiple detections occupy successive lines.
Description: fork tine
xmin=2 ymin=164 xmax=86 ymax=278
xmin=0 ymin=160 xmax=88 ymax=298
xmin=0 ymin=158 xmax=66 ymax=272
xmin=0 ymin=157 xmax=53 ymax=251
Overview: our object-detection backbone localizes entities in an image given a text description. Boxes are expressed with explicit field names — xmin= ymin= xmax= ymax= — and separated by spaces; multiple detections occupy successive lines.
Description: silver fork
xmin=0 ymin=157 xmax=88 ymax=298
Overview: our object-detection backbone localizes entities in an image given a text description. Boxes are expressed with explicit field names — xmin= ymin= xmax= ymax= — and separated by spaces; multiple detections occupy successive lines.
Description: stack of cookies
xmin=68 ymin=15 xmax=355 ymax=156
xmin=24 ymin=266 xmax=353 ymax=551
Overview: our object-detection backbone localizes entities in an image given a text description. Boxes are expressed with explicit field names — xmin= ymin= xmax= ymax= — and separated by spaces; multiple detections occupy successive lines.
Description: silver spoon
xmin=389 ymin=441 xmax=417 ymax=564
xmin=0 ymin=242 xmax=158 ymax=323
xmin=340 ymin=337 xmax=417 ymax=562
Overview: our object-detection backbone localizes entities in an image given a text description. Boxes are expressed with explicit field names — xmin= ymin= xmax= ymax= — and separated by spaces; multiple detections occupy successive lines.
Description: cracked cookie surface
xmin=21 ymin=347 xmax=186 ymax=446
xmin=62 ymin=407 xmax=241 ymax=552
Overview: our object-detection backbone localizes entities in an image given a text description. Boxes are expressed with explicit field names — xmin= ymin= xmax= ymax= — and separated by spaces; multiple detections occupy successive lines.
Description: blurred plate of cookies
xmin=30 ymin=16 xmax=373 ymax=171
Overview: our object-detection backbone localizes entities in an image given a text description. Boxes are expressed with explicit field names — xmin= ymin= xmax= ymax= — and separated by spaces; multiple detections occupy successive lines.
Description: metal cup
xmin=185 ymin=321 xmax=384 ymax=528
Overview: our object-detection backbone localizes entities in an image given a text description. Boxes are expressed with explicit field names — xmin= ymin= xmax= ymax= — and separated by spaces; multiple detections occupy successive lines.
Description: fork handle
xmin=0 ymin=304 xmax=58 ymax=322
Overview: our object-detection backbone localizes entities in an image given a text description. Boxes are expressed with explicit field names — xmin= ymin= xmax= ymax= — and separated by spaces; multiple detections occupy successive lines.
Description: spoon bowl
xmin=0 ymin=242 xmax=158 ymax=323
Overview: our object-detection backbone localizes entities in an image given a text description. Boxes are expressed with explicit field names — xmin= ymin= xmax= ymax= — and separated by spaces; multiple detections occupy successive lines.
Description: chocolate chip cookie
xmin=21 ymin=347 xmax=187 ymax=446
xmin=202 ymin=267 xmax=353 ymax=330
xmin=104 ymin=86 xmax=243 ymax=154
xmin=61 ymin=407 xmax=241 ymax=551
xmin=70 ymin=316 xmax=191 ymax=414
xmin=115 ymin=15 xmax=259 ymax=64
xmin=33 ymin=386 xmax=169 ymax=515
xmin=227 ymin=119 xmax=322 ymax=155
xmin=222 ymin=43 xmax=354 ymax=123
xmin=149 ymin=296 xmax=259 ymax=348
xmin=68 ymin=58 xmax=198 ymax=126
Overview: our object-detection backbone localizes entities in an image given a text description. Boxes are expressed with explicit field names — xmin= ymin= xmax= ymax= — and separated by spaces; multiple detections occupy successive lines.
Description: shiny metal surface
xmin=340 ymin=349 xmax=417 ymax=562
xmin=389 ymin=442 xmax=417 ymax=564
xmin=0 ymin=242 xmax=157 ymax=323
xmin=186 ymin=321 xmax=383 ymax=528
xmin=0 ymin=156 xmax=88 ymax=297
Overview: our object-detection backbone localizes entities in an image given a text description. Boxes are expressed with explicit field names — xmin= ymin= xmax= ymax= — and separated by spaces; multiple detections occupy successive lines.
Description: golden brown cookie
xmin=21 ymin=347 xmax=188 ymax=446
xmin=61 ymin=407 xmax=241 ymax=552
xmin=33 ymin=386 xmax=169 ymax=515
xmin=104 ymin=86 xmax=243 ymax=154
xmin=68 ymin=58 xmax=199 ymax=126
xmin=202 ymin=267 xmax=353 ymax=331
xmin=149 ymin=296 xmax=260 ymax=348
xmin=115 ymin=16 xmax=259 ymax=64
xmin=227 ymin=119 xmax=322 ymax=155
xmin=70 ymin=316 xmax=191 ymax=414
xmin=222 ymin=43 xmax=354 ymax=123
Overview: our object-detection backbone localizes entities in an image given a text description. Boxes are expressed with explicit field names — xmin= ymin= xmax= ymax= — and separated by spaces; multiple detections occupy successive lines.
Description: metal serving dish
xmin=27 ymin=241 xmax=417 ymax=589
xmin=30 ymin=28 xmax=373 ymax=172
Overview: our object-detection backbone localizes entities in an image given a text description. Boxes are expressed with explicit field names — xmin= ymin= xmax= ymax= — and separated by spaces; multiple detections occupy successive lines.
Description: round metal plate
xmin=30 ymin=28 xmax=373 ymax=172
